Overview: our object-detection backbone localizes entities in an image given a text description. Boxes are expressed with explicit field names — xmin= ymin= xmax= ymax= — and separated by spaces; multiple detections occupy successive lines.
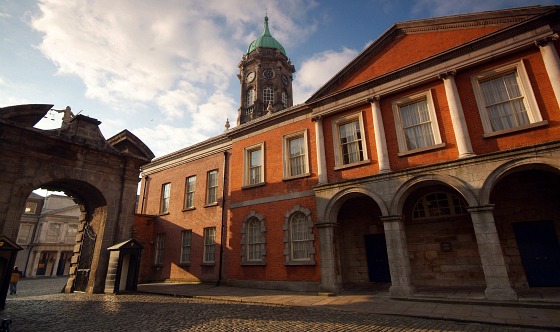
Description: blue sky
xmin=1 ymin=0 xmax=558 ymax=158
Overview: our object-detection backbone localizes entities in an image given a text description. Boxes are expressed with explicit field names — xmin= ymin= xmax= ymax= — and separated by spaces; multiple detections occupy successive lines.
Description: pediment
xmin=107 ymin=129 xmax=155 ymax=161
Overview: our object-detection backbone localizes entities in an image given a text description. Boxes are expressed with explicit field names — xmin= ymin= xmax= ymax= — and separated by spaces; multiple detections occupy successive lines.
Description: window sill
xmin=158 ymin=212 xmax=170 ymax=216
xmin=204 ymin=203 xmax=218 ymax=208
xmin=241 ymin=261 xmax=266 ymax=266
xmin=482 ymin=120 xmax=548 ymax=138
xmin=285 ymin=260 xmax=316 ymax=266
xmin=282 ymin=172 xmax=311 ymax=182
xmin=201 ymin=262 xmax=215 ymax=266
xmin=182 ymin=207 xmax=195 ymax=212
xmin=333 ymin=159 xmax=371 ymax=171
xmin=398 ymin=142 xmax=446 ymax=157
xmin=242 ymin=182 xmax=266 ymax=190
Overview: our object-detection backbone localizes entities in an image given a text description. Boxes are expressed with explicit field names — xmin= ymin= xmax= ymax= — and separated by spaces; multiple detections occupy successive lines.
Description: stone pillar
xmin=367 ymin=96 xmax=391 ymax=173
xmin=382 ymin=215 xmax=414 ymax=297
xmin=536 ymin=35 xmax=560 ymax=107
xmin=439 ymin=71 xmax=474 ymax=158
xmin=312 ymin=116 xmax=328 ymax=184
xmin=31 ymin=250 xmax=42 ymax=277
xmin=468 ymin=205 xmax=517 ymax=301
xmin=317 ymin=221 xmax=339 ymax=294
xmin=51 ymin=251 xmax=61 ymax=276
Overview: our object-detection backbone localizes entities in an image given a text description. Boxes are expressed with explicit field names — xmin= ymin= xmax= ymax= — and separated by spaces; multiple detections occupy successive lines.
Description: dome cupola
xmin=246 ymin=16 xmax=286 ymax=56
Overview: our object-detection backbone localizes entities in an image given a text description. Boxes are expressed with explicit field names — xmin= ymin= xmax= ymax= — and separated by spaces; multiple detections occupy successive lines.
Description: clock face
xmin=245 ymin=72 xmax=255 ymax=83
xmin=282 ymin=74 xmax=289 ymax=86
xmin=263 ymin=69 xmax=274 ymax=79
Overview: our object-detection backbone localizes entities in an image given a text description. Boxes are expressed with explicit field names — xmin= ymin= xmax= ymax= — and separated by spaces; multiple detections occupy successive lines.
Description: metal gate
xmin=73 ymin=223 xmax=96 ymax=292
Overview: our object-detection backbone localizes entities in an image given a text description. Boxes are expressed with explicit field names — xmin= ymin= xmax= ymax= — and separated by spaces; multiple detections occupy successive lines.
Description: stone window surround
xmin=282 ymin=130 xmax=311 ymax=180
xmin=243 ymin=142 xmax=265 ymax=188
xmin=331 ymin=111 xmax=370 ymax=170
xmin=283 ymin=205 xmax=316 ymax=265
xmin=241 ymin=211 xmax=266 ymax=265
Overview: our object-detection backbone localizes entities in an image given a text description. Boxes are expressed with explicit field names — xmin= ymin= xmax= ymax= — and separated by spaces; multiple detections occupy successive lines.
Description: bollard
xmin=0 ymin=319 xmax=11 ymax=332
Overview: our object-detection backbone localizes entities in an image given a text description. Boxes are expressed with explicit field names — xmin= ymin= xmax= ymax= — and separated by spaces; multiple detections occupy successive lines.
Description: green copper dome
xmin=247 ymin=16 xmax=286 ymax=56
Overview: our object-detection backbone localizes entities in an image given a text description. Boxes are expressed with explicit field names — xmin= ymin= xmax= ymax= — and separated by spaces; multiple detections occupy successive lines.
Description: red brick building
xmin=137 ymin=6 xmax=560 ymax=301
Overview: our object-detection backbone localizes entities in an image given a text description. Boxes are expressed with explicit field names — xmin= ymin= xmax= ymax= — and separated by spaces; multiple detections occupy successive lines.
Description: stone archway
xmin=0 ymin=104 xmax=154 ymax=302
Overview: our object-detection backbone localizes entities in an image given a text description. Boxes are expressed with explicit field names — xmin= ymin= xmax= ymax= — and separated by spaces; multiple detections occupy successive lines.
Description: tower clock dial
xmin=245 ymin=71 xmax=255 ymax=83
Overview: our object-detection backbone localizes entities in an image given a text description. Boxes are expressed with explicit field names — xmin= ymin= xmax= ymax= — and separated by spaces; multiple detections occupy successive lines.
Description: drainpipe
xmin=217 ymin=151 xmax=229 ymax=286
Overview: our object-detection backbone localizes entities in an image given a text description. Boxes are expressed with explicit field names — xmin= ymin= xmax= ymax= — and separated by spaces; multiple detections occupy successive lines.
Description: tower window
xmin=282 ymin=91 xmax=288 ymax=109
xmin=246 ymin=88 xmax=255 ymax=107
xmin=263 ymin=86 xmax=274 ymax=106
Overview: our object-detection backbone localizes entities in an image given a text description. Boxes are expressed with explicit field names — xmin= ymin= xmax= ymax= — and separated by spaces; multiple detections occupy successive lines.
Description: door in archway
xmin=513 ymin=221 xmax=560 ymax=286
xmin=364 ymin=234 xmax=391 ymax=282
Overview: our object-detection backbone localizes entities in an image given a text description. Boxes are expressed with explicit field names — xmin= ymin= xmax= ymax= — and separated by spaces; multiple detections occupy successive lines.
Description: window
xmin=332 ymin=113 xmax=368 ymax=167
xmin=160 ymin=183 xmax=171 ymax=214
xmin=206 ymin=170 xmax=218 ymax=205
xmin=392 ymin=90 xmax=442 ymax=154
xmin=283 ymin=206 xmax=315 ymax=265
xmin=184 ymin=176 xmax=196 ymax=209
xmin=281 ymin=91 xmax=288 ymax=109
xmin=471 ymin=60 xmax=543 ymax=135
xmin=203 ymin=227 xmax=216 ymax=263
xmin=244 ymin=143 xmax=264 ymax=186
xmin=283 ymin=131 xmax=309 ymax=179
xmin=241 ymin=212 xmax=266 ymax=264
xmin=46 ymin=223 xmax=61 ymax=242
xmin=412 ymin=192 xmax=468 ymax=220
xmin=263 ymin=86 xmax=274 ymax=106
xmin=180 ymin=230 xmax=192 ymax=264
xmin=246 ymin=88 xmax=255 ymax=107
xmin=16 ymin=223 xmax=34 ymax=245
xmin=25 ymin=202 xmax=37 ymax=214
xmin=154 ymin=233 xmax=165 ymax=265
xmin=65 ymin=224 xmax=78 ymax=243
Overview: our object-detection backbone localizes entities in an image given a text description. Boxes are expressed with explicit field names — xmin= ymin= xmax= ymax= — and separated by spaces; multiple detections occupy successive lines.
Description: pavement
xmin=137 ymin=282 xmax=560 ymax=330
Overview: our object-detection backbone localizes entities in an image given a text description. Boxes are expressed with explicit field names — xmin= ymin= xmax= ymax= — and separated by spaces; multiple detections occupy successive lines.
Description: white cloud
xmin=410 ymin=0 xmax=551 ymax=17
xmin=293 ymin=47 xmax=358 ymax=103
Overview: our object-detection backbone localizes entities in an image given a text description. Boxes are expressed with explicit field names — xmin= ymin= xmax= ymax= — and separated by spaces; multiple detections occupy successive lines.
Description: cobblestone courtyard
xmin=0 ymin=278 xmax=551 ymax=331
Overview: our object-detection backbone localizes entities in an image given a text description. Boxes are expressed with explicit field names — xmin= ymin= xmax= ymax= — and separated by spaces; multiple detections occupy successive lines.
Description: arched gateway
xmin=0 ymin=104 xmax=153 ymax=305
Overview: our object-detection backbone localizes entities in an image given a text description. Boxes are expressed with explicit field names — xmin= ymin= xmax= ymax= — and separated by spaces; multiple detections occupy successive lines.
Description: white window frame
xmin=283 ymin=205 xmax=315 ymax=265
xmin=180 ymin=230 xmax=192 ymax=264
xmin=283 ymin=130 xmax=310 ymax=179
xmin=25 ymin=202 xmax=38 ymax=214
xmin=154 ymin=233 xmax=165 ymax=265
xmin=46 ymin=223 xmax=61 ymax=243
xmin=281 ymin=91 xmax=288 ymax=109
xmin=471 ymin=60 xmax=543 ymax=136
xmin=160 ymin=183 xmax=171 ymax=214
xmin=243 ymin=143 xmax=265 ymax=187
xmin=184 ymin=176 xmax=196 ymax=209
xmin=203 ymin=227 xmax=216 ymax=264
xmin=65 ymin=224 xmax=78 ymax=243
xmin=263 ymin=86 xmax=274 ymax=105
xmin=241 ymin=212 xmax=266 ymax=265
xmin=332 ymin=112 xmax=369 ymax=168
xmin=206 ymin=170 xmax=218 ymax=205
xmin=16 ymin=223 xmax=34 ymax=245
xmin=392 ymin=90 xmax=443 ymax=155
xmin=246 ymin=88 xmax=255 ymax=107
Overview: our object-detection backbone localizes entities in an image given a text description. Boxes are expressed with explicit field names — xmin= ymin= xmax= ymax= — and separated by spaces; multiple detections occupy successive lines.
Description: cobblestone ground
xmin=0 ymin=278 xmax=550 ymax=332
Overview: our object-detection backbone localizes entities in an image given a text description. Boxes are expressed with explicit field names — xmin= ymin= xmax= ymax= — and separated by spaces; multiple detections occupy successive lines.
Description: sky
xmin=1 ymin=0 xmax=559 ymax=159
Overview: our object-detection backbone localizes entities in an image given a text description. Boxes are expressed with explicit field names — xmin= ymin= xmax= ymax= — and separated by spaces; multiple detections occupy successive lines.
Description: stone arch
xmin=390 ymin=173 xmax=478 ymax=216
xmin=479 ymin=156 xmax=560 ymax=205
xmin=324 ymin=186 xmax=389 ymax=225
xmin=0 ymin=104 xmax=153 ymax=307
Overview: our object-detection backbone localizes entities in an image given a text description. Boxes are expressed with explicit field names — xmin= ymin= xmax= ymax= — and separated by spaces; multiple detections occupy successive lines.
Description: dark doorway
xmin=513 ymin=221 xmax=560 ymax=287
xmin=364 ymin=234 xmax=391 ymax=282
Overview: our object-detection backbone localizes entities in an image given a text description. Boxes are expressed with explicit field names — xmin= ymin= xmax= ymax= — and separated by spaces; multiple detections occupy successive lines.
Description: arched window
xmin=283 ymin=206 xmax=315 ymax=265
xmin=241 ymin=212 xmax=266 ymax=264
xmin=246 ymin=88 xmax=255 ymax=107
xmin=281 ymin=91 xmax=288 ymax=109
xmin=263 ymin=86 xmax=274 ymax=106
xmin=412 ymin=192 xmax=468 ymax=220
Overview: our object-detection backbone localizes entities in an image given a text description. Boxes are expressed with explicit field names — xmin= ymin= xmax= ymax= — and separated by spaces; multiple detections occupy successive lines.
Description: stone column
xmin=367 ymin=96 xmax=391 ymax=173
xmin=536 ymin=35 xmax=560 ymax=107
xmin=468 ymin=205 xmax=517 ymax=301
xmin=439 ymin=71 xmax=474 ymax=158
xmin=382 ymin=215 xmax=414 ymax=297
xmin=317 ymin=220 xmax=339 ymax=294
xmin=31 ymin=250 xmax=42 ymax=277
xmin=312 ymin=116 xmax=328 ymax=184
xmin=51 ymin=251 xmax=62 ymax=276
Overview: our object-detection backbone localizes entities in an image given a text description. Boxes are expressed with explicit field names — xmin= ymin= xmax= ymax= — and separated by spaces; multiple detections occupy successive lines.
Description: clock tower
xmin=237 ymin=16 xmax=296 ymax=125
